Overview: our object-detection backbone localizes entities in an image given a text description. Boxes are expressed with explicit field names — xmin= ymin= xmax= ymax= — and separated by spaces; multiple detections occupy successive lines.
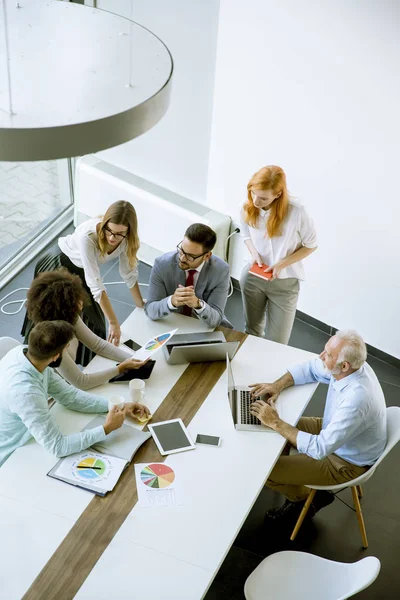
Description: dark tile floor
xmin=1 ymin=237 xmax=399 ymax=599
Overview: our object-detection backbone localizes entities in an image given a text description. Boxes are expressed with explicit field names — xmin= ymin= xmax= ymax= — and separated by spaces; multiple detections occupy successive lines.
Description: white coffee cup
xmin=129 ymin=379 xmax=145 ymax=403
xmin=108 ymin=395 xmax=125 ymax=411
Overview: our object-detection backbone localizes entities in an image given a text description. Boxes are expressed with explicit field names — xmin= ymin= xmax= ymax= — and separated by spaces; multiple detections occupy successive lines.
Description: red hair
xmin=243 ymin=166 xmax=289 ymax=237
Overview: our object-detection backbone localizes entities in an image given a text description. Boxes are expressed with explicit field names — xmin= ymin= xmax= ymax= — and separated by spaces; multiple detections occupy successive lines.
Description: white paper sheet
xmin=135 ymin=462 xmax=183 ymax=507
xmin=54 ymin=451 xmax=127 ymax=492
xmin=134 ymin=329 xmax=178 ymax=360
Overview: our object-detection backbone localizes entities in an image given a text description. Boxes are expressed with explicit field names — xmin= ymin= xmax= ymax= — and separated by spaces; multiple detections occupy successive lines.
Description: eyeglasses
xmin=104 ymin=225 xmax=127 ymax=240
xmin=176 ymin=242 xmax=208 ymax=263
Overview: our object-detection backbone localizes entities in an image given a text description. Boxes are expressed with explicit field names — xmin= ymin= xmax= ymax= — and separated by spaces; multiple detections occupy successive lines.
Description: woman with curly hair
xmin=240 ymin=166 xmax=317 ymax=344
xmin=22 ymin=200 xmax=144 ymax=364
xmin=23 ymin=269 xmax=148 ymax=390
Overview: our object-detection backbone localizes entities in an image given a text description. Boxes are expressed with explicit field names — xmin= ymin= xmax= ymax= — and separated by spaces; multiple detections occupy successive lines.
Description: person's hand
xmin=108 ymin=321 xmax=121 ymax=346
xmin=124 ymin=401 xmax=151 ymax=421
xmin=117 ymin=357 xmax=150 ymax=374
xmin=250 ymin=399 xmax=279 ymax=428
xmin=249 ymin=382 xmax=280 ymax=404
xmin=264 ymin=260 xmax=286 ymax=280
xmin=104 ymin=405 xmax=125 ymax=434
xmin=249 ymin=249 xmax=262 ymax=267
xmin=171 ymin=285 xmax=200 ymax=308
xmin=178 ymin=285 xmax=201 ymax=308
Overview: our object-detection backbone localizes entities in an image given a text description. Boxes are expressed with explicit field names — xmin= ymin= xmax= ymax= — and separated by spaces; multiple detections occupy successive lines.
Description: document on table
xmin=134 ymin=329 xmax=178 ymax=361
xmin=134 ymin=462 xmax=183 ymax=507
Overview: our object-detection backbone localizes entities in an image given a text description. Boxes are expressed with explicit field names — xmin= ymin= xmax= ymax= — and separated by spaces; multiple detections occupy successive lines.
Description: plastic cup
xmin=108 ymin=395 xmax=125 ymax=411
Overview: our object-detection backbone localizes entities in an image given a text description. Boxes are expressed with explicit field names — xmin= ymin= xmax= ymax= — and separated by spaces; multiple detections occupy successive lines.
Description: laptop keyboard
xmin=240 ymin=390 xmax=261 ymax=425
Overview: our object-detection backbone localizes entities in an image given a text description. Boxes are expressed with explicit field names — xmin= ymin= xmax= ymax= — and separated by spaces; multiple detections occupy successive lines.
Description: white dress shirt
xmin=167 ymin=260 xmax=206 ymax=313
xmin=240 ymin=200 xmax=317 ymax=280
xmin=58 ymin=219 xmax=138 ymax=303
xmin=290 ymin=358 xmax=387 ymax=465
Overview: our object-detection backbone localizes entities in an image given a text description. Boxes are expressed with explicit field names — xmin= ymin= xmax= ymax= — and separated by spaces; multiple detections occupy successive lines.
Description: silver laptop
xmin=226 ymin=355 xmax=275 ymax=432
xmin=163 ymin=331 xmax=239 ymax=365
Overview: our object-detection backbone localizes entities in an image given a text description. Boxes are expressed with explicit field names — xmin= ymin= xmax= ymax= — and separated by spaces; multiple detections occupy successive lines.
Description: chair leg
xmin=290 ymin=489 xmax=316 ymax=541
xmin=351 ymin=486 xmax=368 ymax=548
xmin=356 ymin=485 xmax=363 ymax=498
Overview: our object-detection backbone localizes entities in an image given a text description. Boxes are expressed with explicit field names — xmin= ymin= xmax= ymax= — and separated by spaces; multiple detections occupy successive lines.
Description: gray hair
xmin=335 ymin=330 xmax=367 ymax=370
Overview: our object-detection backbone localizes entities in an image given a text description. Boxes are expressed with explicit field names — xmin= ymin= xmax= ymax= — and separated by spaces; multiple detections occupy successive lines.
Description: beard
xmin=323 ymin=362 xmax=342 ymax=376
xmin=49 ymin=355 xmax=63 ymax=369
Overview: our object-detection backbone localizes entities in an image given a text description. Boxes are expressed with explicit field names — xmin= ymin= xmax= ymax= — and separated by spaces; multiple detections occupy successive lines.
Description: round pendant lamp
xmin=0 ymin=0 xmax=173 ymax=161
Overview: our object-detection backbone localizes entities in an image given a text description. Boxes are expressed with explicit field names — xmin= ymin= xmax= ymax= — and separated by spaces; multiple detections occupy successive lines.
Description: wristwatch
xmin=196 ymin=299 xmax=204 ymax=310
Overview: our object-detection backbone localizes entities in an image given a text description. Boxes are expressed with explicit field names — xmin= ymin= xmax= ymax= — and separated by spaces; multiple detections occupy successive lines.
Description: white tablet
xmin=148 ymin=419 xmax=196 ymax=456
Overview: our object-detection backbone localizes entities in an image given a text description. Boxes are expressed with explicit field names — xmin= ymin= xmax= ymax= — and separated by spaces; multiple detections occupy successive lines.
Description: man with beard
xmin=249 ymin=330 xmax=387 ymax=521
xmin=0 ymin=321 xmax=149 ymax=467
xmin=144 ymin=223 xmax=232 ymax=328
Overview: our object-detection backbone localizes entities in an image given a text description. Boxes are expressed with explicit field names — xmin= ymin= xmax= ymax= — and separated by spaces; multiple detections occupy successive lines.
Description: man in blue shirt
xmin=0 ymin=321 xmax=149 ymax=467
xmin=249 ymin=330 xmax=387 ymax=520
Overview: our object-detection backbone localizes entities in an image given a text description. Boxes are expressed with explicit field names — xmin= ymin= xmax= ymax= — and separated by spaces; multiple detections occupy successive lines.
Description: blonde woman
xmin=240 ymin=166 xmax=317 ymax=345
xmin=22 ymin=201 xmax=143 ymax=364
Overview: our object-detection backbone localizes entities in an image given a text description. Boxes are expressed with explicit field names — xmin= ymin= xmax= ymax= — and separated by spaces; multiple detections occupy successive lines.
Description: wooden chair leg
xmin=351 ymin=486 xmax=368 ymax=548
xmin=356 ymin=485 xmax=363 ymax=498
xmin=290 ymin=489 xmax=316 ymax=541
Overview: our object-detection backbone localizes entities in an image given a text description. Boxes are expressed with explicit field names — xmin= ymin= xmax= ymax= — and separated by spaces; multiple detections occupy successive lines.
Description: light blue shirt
xmin=0 ymin=346 xmax=109 ymax=468
xmin=290 ymin=358 xmax=387 ymax=465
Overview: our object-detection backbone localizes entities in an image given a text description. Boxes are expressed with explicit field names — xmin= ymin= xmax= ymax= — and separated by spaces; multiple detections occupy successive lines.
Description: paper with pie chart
xmin=53 ymin=451 xmax=127 ymax=494
xmin=134 ymin=329 xmax=177 ymax=361
xmin=135 ymin=462 xmax=183 ymax=507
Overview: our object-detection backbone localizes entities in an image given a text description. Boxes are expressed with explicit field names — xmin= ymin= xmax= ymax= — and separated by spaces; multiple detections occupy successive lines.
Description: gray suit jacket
xmin=144 ymin=251 xmax=232 ymax=329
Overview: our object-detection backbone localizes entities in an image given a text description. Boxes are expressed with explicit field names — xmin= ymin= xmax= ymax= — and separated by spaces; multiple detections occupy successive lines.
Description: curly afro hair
xmin=26 ymin=268 xmax=89 ymax=325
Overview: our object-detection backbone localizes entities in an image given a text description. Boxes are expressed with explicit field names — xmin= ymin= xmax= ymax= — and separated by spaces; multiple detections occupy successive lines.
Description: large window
xmin=0 ymin=159 xmax=73 ymax=286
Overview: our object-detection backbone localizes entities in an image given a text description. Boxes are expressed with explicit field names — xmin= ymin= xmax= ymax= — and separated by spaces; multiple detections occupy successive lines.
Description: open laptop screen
xmin=226 ymin=355 xmax=237 ymax=423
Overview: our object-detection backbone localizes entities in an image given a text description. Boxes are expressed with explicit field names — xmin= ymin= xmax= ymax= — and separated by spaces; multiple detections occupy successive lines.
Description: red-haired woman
xmin=240 ymin=166 xmax=317 ymax=344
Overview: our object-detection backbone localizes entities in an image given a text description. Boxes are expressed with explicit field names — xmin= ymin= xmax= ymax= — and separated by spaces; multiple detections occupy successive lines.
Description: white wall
xmin=207 ymin=0 xmax=400 ymax=358
xmin=93 ymin=0 xmax=220 ymax=202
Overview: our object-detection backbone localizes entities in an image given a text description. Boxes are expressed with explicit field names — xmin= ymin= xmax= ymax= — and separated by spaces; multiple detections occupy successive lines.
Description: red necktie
xmin=182 ymin=269 xmax=197 ymax=317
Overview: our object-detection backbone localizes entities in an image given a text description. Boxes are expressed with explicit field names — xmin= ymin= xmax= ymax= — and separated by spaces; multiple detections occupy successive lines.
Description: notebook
xmin=47 ymin=416 xmax=151 ymax=496
xmin=248 ymin=263 xmax=273 ymax=280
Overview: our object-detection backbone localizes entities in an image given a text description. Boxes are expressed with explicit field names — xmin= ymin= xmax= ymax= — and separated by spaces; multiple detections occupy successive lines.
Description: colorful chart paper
xmin=75 ymin=457 xmax=106 ymax=480
xmin=135 ymin=462 xmax=183 ymax=507
xmin=140 ymin=463 xmax=175 ymax=488
xmin=135 ymin=328 xmax=177 ymax=360
xmin=144 ymin=333 xmax=171 ymax=352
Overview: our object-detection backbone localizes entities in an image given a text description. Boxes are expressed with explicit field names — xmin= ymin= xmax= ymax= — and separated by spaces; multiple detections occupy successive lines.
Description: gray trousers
xmin=240 ymin=267 xmax=300 ymax=344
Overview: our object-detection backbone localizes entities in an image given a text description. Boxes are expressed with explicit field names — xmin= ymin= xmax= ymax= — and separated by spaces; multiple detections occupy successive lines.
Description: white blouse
xmin=58 ymin=219 xmax=138 ymax=302
xmin=240 ymin=200 xmax=317 ymax=281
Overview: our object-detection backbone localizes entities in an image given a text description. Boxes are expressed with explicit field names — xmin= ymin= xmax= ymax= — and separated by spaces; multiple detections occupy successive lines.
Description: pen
xmin=77 ymin=466 xmax=103 ymax=470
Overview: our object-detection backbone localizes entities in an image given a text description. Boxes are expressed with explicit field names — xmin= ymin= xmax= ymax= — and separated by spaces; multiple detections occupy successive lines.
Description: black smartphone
xmin=123 ymin=339 xmax=141 ymax=351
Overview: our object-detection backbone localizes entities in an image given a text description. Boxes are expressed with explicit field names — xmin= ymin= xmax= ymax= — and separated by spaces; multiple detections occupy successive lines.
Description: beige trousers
xmin=266 ymin=417 xmax=369 ymax=502
xmin=240 ymin=267 xmax=300 ymax=345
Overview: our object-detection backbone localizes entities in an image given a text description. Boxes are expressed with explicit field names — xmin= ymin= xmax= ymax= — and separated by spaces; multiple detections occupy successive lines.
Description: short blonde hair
xmin=335 ymin=330 xmax=367 ymax=370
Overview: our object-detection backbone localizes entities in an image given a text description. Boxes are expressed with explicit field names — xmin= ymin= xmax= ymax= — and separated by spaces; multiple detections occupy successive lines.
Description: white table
xmin=0 ymin=309 xmax=212 ymax=599
xmin=77 ymin=334 xmax=318 ymax=599
xmin=0 ymin=310 xmax=318 ymax=599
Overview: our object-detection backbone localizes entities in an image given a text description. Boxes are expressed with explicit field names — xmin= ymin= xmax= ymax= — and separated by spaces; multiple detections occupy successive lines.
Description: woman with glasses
xmin=22 ymin=201 xmax=144 ymax=365
xmin=240 ymin=166 xmax=317 ymax=345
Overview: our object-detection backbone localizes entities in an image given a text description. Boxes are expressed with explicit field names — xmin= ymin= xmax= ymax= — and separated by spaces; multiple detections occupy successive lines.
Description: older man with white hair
xmin=249 ymin=330 xmax=387 ymax=521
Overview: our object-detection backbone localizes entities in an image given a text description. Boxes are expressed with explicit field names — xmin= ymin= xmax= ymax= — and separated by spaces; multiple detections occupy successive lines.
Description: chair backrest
xmin=244 ymin=551 xmax=381 ymax=600
xmin=0 ymin=336 xmax=21 ymax=361
xmin=361 ymin=406 xmax=400 ymax=482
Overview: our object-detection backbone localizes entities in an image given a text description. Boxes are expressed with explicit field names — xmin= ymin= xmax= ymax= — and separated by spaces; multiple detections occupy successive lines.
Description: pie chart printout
xmin=140 ymin=463 xmax=175 ymax=488
xmin=75 ymin=457 xmax=106 ymax=480
xmin=144 ymin=333 xmax=170 ymax=352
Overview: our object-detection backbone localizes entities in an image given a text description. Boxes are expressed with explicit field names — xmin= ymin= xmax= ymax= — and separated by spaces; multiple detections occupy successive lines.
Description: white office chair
xmin=0 ymin=336 xmax=21 ymax=360
xmin=244 ymin=551 xmax=381 ymax=600
xmin=291 ymin=406 xmax=400 ymax=548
